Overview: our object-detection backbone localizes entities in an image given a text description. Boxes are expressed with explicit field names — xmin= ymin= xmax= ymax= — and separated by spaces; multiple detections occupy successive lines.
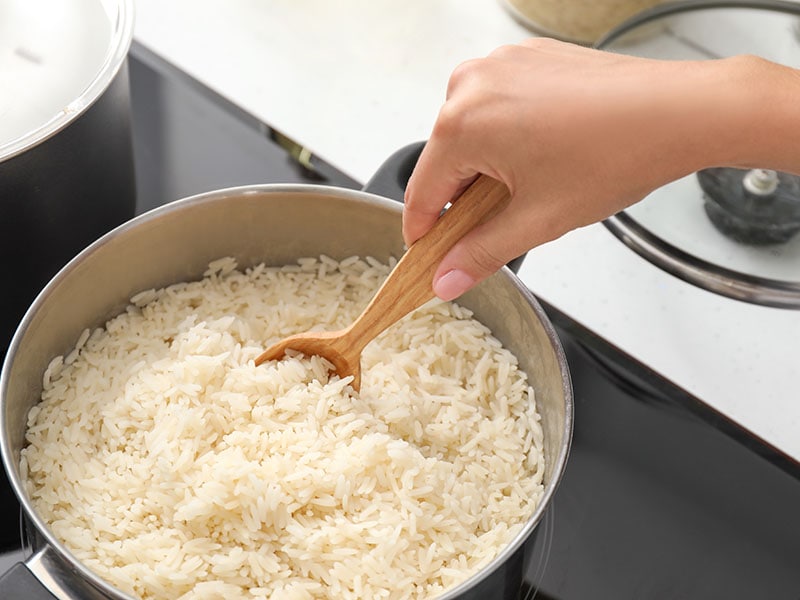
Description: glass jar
xmin=504 ymin=0 xmax=666 ymax=44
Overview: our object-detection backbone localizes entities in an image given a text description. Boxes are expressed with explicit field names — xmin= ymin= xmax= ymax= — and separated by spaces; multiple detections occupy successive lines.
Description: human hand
xmin=403 ymin=38 xmax=785 ymax=300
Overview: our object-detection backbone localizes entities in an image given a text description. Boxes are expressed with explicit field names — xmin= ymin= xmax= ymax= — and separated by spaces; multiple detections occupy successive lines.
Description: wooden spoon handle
xmin=344 ymin=174 xmax=511 ymax=352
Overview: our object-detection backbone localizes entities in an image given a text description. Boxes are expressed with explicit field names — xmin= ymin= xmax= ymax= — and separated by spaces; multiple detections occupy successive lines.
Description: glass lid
xmin=0 ymin=0 xmax=134 ymax=162
xmin=596 ymin=0 xmax=800 ymax=308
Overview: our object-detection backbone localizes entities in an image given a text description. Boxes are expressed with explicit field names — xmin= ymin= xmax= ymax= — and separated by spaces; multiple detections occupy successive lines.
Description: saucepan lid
xmin=596 ymin=0 xmax=800 ymax=308
xmin=0 ymin=0 xmax=134 ymax=162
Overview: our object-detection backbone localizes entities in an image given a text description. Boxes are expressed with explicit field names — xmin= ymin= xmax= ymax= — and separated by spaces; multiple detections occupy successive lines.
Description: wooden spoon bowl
xmin=254 ymin=175 xmax=511 ymax=390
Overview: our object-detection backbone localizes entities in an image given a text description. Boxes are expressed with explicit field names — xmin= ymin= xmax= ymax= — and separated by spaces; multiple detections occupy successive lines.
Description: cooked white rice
xmin=21 ymin=256 xmax=545 ymax=600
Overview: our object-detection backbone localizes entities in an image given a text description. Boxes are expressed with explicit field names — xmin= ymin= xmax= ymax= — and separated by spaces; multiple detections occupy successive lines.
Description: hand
xmin=402 ymin=38 xmax=793 ymax=300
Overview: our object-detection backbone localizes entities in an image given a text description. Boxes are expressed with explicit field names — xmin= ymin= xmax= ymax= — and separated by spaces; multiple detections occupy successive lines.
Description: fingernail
xmin=433 ymin=269 xmax=475 ymax=301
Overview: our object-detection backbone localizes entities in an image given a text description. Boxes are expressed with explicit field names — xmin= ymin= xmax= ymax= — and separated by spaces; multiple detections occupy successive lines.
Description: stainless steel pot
xmin=0 ymin=148 xmax=573 ymax=598
xmin=0 ymin=0 xmax=137 ymax=357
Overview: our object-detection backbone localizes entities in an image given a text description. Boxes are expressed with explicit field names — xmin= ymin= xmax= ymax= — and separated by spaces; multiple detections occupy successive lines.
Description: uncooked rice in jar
xmin=21 ymin=256 xmax=545 ymax=600
xmin=506 ymin=0 xmax=665 ymax=44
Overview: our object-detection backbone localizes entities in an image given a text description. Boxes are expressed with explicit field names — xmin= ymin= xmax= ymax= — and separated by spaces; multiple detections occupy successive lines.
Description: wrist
xmin=697 ymin=55 xmax=800 ymax=173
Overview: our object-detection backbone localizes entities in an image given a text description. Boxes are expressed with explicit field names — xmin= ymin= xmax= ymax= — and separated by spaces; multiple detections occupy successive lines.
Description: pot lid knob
xmin=742 ymin=169 xmax=780 ymax=196
xmin=698 ymin=167 xmax=800 ymax=246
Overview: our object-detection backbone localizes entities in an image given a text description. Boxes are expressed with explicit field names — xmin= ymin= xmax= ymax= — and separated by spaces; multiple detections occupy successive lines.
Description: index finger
xmin=403 ymin=138 xmax=478 ymax=246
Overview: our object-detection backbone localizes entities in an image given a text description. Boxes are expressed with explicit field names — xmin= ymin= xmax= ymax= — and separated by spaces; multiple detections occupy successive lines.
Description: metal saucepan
xmin=0 ymin=144 xmax=573 ymax=598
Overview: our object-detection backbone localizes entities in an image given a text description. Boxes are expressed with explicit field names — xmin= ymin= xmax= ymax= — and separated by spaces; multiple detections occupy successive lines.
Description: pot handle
xmin=363 ymin=140 xmax=526 ymax=273
xmin=0 ymin=561 xmax=56 ymax=599
xmin=0 ymin=545 xmax=108 ymax=599
xmin=362 ymin=141 xmax=426 ymax=203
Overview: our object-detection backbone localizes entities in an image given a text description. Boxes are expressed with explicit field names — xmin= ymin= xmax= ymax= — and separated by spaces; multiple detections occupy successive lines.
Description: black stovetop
xmin=1 ymin=43 xmax=798 ymax=599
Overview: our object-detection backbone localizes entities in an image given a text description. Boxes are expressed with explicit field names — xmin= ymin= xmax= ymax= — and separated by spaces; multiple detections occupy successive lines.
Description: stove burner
xmin=698 ymin=167 xmax=800 ymax=245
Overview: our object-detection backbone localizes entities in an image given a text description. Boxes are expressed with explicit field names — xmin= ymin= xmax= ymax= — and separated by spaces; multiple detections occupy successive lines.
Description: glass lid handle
xmin=742 ymin=169 xmax=780 ymax=196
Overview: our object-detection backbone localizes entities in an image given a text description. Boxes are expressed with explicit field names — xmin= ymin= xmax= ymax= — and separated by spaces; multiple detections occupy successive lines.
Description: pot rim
xmin=2 ymin=183 xmax=573 ymax=599
xmin=0 ymin=0 xmax=135 ymax=163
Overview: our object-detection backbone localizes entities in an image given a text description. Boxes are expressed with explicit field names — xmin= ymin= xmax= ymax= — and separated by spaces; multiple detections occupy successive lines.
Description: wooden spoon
xmin=254 ymin=175 xmax=511 ymax=390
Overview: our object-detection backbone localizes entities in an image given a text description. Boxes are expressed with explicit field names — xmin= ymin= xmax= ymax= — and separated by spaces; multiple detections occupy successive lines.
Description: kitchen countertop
xmin=132 ymin=0 xmax=800 ymax=464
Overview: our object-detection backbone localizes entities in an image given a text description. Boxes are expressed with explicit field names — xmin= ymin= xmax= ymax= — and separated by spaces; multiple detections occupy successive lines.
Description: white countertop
xmin=132 ymin=0 xmax=800 ymax=464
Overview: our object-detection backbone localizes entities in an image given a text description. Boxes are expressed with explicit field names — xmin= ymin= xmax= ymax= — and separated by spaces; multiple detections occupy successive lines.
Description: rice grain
xmin=23 ymin=256 xmax=545 ymax=600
